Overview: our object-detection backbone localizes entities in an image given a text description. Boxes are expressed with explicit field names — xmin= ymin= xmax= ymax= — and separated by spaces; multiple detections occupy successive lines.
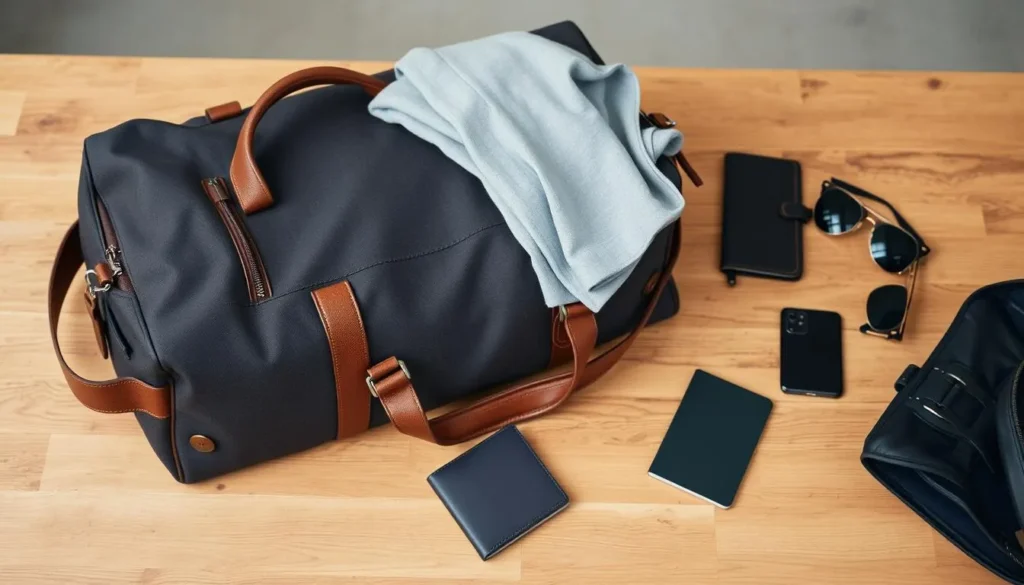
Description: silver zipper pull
xmin=104 ymin=245 xmax=123 ymax=279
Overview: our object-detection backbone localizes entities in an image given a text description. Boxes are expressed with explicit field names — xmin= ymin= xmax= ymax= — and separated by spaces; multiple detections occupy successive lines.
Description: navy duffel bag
xmin=47 ymin=22 xmax=686 ymax=483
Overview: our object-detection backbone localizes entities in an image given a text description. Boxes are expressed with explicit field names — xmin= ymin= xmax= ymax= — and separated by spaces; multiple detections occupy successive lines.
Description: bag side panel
xmin=77 ymin=150 xmax=179 ymax=479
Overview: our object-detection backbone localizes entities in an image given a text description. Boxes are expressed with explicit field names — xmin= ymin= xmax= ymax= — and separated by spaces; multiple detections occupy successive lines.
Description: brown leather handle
xmin=369 ymin=304 xmax=597 ymax=445
xmin=229 ymin=66 xmax=389 ymax=214
xmin=49 ymin=223 xmax=172 ymax=418
xmin=369 ymin=220 xmax=681 ymax=445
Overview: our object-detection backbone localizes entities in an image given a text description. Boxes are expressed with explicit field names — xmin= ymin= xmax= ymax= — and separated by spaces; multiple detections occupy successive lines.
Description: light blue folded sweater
xmin=368 ymin=31 xmax=684 ymax=311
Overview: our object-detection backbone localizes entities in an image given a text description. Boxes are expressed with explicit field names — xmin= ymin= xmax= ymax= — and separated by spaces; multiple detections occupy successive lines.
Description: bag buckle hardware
xmin=908 ymin=365 xmax=996 ymax=472
xmin=910 ymin=367 xmax=976 ymax=419
xmin=912 ymin=366 xmax=989 ymax=412
xmin=83 ymin=269 xmax=111 ymax=297
xmin=642 ymin=111 xmax=677 ymax=129
xmin=557 ymin=305 xmax=568 ymax=323
xmin=366 ymin=359 xmax=411 ymax=398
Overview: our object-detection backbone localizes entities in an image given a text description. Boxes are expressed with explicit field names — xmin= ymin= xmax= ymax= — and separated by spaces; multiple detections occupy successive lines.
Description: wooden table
xmin=1 ymin=55 xmax=1022 ymax=584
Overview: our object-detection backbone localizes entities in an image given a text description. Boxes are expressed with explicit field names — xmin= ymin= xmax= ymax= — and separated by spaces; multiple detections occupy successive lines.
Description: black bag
xmin=47 ymin=22 xmax=687 ymax=483
xmin=862 ymin=280 xmax=1024 ymax=583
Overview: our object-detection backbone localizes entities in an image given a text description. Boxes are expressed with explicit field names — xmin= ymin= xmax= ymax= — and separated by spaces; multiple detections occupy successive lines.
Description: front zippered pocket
xmin=92 ymin=197 xmax=133 ymax=357
xmin=96 ymin=198 xmax=132 ymax=292
xmin=202 ymin=177 xmax=272 ymax=302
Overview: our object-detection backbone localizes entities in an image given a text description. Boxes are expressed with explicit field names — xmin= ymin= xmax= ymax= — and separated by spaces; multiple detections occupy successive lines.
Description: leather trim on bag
xmin=311 ymin=280 xmax=372 ymax=439
xmin=205 ymin=101 xmax=242 ymax=123
xmin=367 ymin=219 xmax=681 ymax=445
xmin=48 ymin=223 xmax=172 ymax=419
xmin=370 ymin=303 xmax=598 ymax=445
xmin=202 ymin=177 xmax=272 ymax=301
xmin=230 ymin=66 xmax=389 ymax=214
xmin=83 ymin=291 xmax=109 ymax=359
xmin=548 ymin=307 xmax=573 ymax=368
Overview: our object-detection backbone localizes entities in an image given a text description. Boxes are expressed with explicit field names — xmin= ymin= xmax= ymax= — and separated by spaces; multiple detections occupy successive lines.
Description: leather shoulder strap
xmin=49 ymin=223 xmax=172 ymax=418
xmin=368 ymin=220 xmax=681 ymax=445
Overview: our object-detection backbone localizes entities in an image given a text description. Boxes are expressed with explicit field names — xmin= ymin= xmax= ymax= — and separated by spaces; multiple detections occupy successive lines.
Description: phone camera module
xmin=785 ymin=310 xmax=809 ymax=335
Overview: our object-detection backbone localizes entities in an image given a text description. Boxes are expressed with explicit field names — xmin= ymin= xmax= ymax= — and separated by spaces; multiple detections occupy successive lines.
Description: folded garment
xmin=368 ymin=31 xmax=684 ymax=311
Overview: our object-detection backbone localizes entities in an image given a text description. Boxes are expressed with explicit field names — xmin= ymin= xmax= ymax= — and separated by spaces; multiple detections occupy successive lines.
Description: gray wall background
xmin=2 ymin=0 xmax=1023 ymax=71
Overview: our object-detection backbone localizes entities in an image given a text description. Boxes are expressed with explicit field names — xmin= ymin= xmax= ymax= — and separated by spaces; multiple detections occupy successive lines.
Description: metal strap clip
xmin=365 ymin=359 xmax=411 ymax=398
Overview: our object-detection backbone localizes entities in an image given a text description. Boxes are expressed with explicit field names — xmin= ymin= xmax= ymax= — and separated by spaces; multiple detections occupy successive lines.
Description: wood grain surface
xmin=1 ymin=55 xmax=1022 ymax=584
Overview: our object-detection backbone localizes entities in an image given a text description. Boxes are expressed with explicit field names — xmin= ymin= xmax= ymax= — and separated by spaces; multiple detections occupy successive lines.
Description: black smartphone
xmin=780 ymin=308 xmax=843 ymax=398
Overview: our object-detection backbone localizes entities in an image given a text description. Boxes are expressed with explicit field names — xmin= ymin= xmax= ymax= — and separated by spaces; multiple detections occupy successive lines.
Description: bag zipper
xmin=92 ymin=197 xmax=133 ymax=357
xmin=202 ymin=177 xmax=271 ymax=302
xmin=96 ymin=199 xmax=132 ymax=292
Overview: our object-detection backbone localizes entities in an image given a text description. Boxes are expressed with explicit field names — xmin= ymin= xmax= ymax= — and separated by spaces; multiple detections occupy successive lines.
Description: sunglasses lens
xmin=867 ymin=284 xmax=908 ymax=332
xmin=815 ymin=188 xmax=864 ymax=235
xmin=870 ymin=224 xmax=918 ymax=273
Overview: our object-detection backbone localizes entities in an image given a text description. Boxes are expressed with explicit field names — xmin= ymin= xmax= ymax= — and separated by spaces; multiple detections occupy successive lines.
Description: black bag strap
xmin=903 ymin=364 xmax=996 ymax=472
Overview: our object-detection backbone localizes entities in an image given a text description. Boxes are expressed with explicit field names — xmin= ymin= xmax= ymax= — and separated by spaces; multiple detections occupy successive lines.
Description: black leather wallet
xmin=720 ymin=153 xmax=808 ymax=285
xmin=427 ymin=426 xmax=568 ymax=560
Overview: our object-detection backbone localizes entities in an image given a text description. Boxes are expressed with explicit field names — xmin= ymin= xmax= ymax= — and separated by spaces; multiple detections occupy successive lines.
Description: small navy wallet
xmin=427 ymin=425 xmax=569 ymax=560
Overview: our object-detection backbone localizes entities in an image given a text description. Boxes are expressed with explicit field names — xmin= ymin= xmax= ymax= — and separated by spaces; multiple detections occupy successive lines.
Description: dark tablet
xmin=648 ymin=369 xmax=773 ymax=508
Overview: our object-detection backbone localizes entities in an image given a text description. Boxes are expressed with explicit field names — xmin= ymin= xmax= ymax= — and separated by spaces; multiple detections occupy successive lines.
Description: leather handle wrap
xmin=49 ymin=223 xmax=172 ymax=418
xmin=229 ymin=66 xmax=388 ymax=214
xmin=370 ymin=220 xmax=681 ymax=445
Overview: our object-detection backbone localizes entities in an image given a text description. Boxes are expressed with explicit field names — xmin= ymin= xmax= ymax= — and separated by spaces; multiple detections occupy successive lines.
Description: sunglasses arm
xmin=859 ymin=259 xmax=919 ymax=342
xmin=859 ymin=323 xmax=904 ymax=341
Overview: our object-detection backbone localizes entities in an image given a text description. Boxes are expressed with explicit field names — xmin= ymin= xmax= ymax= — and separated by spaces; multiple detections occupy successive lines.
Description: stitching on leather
xmin=247 ymin=221 xmax=505 ymax=306
xmin=311 ymin=289 xmax=346 ymax=435
xmin=240 ymin=115 xmax=265 ymax=210
xmin=514 ymin=426 xmax=567 ymax=498
xmin=455 ymin=266 xmax=666 ymax=430
xmin=205 ymin=183 xmax=259 ymax=301
xmin=105 ymin=290 xmax=176 ymax=421
xmin=345 ymin=283 xmax=370 ymax=364
xmin=237 ymin=70 xmax=384 ymax=212
xmin=88 ymin=406 xmax=162 ymax=417
xmin=551 ymin=312 xmax=570 ymax=349
xmin=487 ymin=427 xmax=568 ymax=554
xmin=429 ymin=428 xmax=489 ymax=476
xmin=402 ymin=373 xmax=434 ymax=440
xmin=375 ymin=363 xmax=434 ymax=440
xmin=446 ymin=327 xmax=596 ymax=428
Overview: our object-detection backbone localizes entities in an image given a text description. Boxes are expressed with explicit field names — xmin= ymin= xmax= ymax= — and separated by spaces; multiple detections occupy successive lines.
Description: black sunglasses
xmin=814 ymin=178 xmax=931 ymax=341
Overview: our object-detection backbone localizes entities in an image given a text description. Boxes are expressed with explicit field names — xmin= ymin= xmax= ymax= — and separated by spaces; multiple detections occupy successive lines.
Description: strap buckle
xmin=911 ymin=365 xmax=990 ymax=414
xmin=366 ymin=359 xmax=411 ymax=398
xmin=643 ymin=111 xmax=677 ymax=129
xmin=907 ymin=364 xmax=995 ymax=471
